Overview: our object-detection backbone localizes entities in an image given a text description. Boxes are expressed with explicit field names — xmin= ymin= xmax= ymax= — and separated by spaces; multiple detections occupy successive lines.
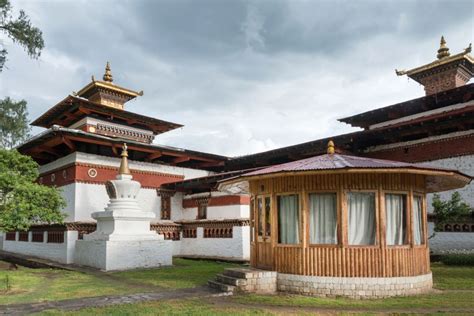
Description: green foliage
xmin=0 ymin=0 xmax=44 ymax=72
xmin=438 ymin=254 xmax=474 ymax=267
xmin=431 ymin=192 xmax=471 ymax=234
xmin=0 ymin=149 xmax=65 ymax=232
xmin=0 ymin=97 xmax=30 ymax=149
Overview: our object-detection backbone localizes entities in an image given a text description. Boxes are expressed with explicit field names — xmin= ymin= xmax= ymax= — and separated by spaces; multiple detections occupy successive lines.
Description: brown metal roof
xmin=227 ymin=153 xmax=472 ymax=193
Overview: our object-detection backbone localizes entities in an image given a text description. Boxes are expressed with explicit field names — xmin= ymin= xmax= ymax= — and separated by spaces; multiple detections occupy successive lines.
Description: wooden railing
xmin=5 ymin=232 xmax=15 ymax=241
xmin=270 ymin=246 xmax=429 ymax=277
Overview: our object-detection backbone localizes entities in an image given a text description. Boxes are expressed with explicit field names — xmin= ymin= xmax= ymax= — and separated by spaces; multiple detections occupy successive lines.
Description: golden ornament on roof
xmin=327 ymin=140 xmax=335 ymax=155
xmin=119 ymin=143 xmax=131 ymax=175
xmin=437 ymin=36 xmax=450 ymax=59
xmin=103 ymin=61 xmax=113 ymax=82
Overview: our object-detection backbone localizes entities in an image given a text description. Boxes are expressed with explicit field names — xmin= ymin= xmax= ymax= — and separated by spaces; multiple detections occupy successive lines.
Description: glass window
xmin=197 ymin=203 xmax=207 ymax=219
xmin=385 ymin=193 xmax=407 ymax=245
xmin=265 ymin=197 xmax=271 ymax=237
xmin=257 ymin=198 xmax=263 ymax=237
xmin=277 ymin=195 xmax=300 ymax=244
xmin=309 ymin=193 xmax=337 ymax=244
xmin=250 ymin=198 xmax=255 ymax=242
xmin=348 ymin=192 xmax=376 ymax=245
xmin=413 ymin=196 xmax=424 ymax=245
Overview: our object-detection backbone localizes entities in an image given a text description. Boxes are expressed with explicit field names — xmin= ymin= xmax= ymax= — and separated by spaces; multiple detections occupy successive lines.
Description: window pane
xmin=385 ymin=194 xmax=407 ymax=245
xmin=250 ymin=198 xmax=255 ymax=242
xmin=265 ymin=197 xmax=271 ymax=237
xmin=257 ymin=198 xmax=263 ymax=237
xmin=348 ymin=192 xmax=376 ymax=245
xmin=309 ymin=193 xmax=337 ymax=244
xmin=277 ymin=195 xmax=299 ymax=244
xmin=413 ymin=196 xmax=424 ymax=245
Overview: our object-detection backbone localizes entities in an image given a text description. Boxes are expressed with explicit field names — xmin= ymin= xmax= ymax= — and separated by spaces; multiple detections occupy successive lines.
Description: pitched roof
xmin=222 ymin=153 xmax=471 ymax=193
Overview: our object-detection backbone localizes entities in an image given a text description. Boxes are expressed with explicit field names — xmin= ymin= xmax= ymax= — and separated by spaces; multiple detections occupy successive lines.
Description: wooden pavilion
xmin=218 ymin=141 xmax=471 ymax=297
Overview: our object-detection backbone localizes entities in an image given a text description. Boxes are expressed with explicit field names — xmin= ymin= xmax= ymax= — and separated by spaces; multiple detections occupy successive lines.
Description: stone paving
xmin=0 ymin=286 xmax=228 ymax=315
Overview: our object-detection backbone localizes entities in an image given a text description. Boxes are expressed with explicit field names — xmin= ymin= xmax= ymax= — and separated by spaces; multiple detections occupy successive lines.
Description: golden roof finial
xmin=437 ymin=36 xmax=450 ymax=59
xmin=103 ymin=61 xmax=113 ymax=83
xmin=118 ymin=143 xmax=131 ymax=175
xmin=327 ymin=140 xmax=335 ymax=155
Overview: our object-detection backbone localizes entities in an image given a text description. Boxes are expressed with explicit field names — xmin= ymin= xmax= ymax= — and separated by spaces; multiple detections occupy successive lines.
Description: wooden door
xmin=255 ymin=195 xmax=273 ymax=269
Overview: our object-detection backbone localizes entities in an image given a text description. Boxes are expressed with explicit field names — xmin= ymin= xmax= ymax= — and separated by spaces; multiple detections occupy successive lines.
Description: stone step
xmin=223 ymin=268 xmax=276 ymax=279
xmin=207 ymin=280 xmax=236 ymax=293
xmin=215 ymin=274 xmax=248 ymax=286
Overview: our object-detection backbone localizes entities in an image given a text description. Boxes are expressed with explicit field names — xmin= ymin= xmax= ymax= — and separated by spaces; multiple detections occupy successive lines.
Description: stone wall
xmin=277 ymin=273 xmax=433 ymax=299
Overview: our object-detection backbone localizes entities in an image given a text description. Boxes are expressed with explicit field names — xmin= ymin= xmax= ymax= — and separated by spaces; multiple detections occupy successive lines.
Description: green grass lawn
xmin=111 ymin=257 xmax=240 ymax=289
xmin=0 ymin=258 xmax=240 ymax=305
xmin=1 ymin=259 xmax=473 ymax=315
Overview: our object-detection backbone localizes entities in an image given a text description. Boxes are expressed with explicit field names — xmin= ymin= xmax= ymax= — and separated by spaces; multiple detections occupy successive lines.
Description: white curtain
xmin=278 ymin=195 xmax=299 ymax=244
xmin=348 ymin=192 xmax=376 ymax=245
xmin=385 ymin=194 xmax=406 ymax=245
xmin=413 ymin=196 xmax=423 ymax=245
xmin=309 ymin=193 xmax=337 ymax=244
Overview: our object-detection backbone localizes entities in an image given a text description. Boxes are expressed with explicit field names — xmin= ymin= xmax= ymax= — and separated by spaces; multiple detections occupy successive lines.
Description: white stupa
xmin=75 ymin=143 xmax=172 ymax=271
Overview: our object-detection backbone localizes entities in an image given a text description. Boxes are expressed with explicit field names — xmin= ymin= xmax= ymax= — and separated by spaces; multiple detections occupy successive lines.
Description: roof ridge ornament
xmin=437 ymin=36 xmax=450 ymax=59
xmin=118 ymin=143 xmax=131 ymax=175
xmin=103 ymin=61 xmax=113 ymax=83
xmin=327 ymin=140 xmax=335 ymax=155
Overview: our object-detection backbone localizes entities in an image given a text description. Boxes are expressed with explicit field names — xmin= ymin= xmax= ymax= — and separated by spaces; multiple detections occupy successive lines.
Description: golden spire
xmin=327 ymin=140 xmax=335 ymax=155
xmin=118 ymin=143 xmax=131 ymax=175
xmin=437 ymin=36 xmax=450 ymax=59
xmin=103 ymin=61 xmax=113 ymax=82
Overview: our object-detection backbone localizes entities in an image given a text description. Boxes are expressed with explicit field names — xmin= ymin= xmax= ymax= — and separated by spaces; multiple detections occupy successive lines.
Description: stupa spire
xmin=119 ymin=143 xmax=131 ymax=175
xmin=437 ymin=36 xmax=450 ymax=59
xmin=103 ymin=61 xmax=113 ymax=82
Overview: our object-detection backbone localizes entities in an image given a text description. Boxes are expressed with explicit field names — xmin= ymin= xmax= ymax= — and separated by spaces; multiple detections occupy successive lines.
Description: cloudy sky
xmin=1 ymin=0 xmax=473 ymax=157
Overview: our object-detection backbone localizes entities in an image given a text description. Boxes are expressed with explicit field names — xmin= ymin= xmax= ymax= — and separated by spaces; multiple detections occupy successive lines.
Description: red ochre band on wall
xmin=183 ymin=195 xmax=250 ymax=208
xmin=38 ymin=162 xmax=184 ymax=189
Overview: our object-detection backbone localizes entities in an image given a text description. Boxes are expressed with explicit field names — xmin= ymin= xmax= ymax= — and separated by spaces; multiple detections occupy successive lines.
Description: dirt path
xmin=0 ymin=286 xmax=225 ymax=315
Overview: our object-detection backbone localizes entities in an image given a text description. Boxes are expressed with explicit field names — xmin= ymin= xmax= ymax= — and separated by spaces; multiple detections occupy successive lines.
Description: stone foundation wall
xmin=224 ymin=268 xmax=277 ymax=294
xmin=277 ymin=273 xmax=432 ymax=299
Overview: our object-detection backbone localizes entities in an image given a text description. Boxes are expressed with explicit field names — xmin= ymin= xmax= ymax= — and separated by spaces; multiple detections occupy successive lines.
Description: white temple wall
xmin=428 ymin=222 xmax=474 ymax=254
xmin=2 ymin=231 xmax=78 ymax=264
xmin=180 ymin=226 xmax=250 ymax=260
xmin=39 ymin=152 xmax=212 ymax=180
xmin=425 ymin=154 xmax=474 ymax=212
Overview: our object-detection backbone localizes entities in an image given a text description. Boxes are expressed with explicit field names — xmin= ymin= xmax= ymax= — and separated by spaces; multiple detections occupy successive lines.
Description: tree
xmin=0 ymin=97 xmax=30 ymax=149
xmin=0 ymin=0 xmax=44 ymax=72
xmin=430 ymin=191 xmax=471 ymax=238
xmin=0 ymin=149 xmax=65 ymax=232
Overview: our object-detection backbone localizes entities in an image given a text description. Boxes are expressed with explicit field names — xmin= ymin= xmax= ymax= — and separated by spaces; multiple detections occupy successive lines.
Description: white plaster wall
xmin=59 ymin=184 xmax=76 ymax=221
xmin=73 ymin=183 xmax=161 ymax=222
xmin=179 ymin=226 xmax=250 ymax=260
xmin=2 ymin=231 xmax=77 ymax=264
xmin=428 ymin=222 xmax=474 ymax=254
xmin=424 ymin=155 xmax=474 ymax=212
xmin=75 ymin=239 xmax=173 ymax=271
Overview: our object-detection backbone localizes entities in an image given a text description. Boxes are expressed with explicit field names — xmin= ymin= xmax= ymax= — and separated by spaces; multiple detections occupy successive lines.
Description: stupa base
xmin=75 ymin=239 xmax=172 ymax=271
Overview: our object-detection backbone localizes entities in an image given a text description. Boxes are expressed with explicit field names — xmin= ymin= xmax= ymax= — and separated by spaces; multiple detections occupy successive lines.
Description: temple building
xmin=2 ymin=36 xmax=473 ymax=267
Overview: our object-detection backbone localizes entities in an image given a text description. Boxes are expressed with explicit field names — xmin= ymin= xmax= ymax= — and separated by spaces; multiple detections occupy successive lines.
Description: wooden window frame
xmin=276 ymin=192 xmax=302 ymax=246
xmin=345 ymin=190 xmax=379 ymax=248
xmin=384 ymin=191 xmax=410 ymax=248
xmin=307 ymin=190 xmax=340 ymax=247
xmin=161 ymin=195 xmax=172 ymax=220
xmin=256 ymin=194 xmax=272 ymax=242
xmin=412 ymin=193 xmax=426 ymax=247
